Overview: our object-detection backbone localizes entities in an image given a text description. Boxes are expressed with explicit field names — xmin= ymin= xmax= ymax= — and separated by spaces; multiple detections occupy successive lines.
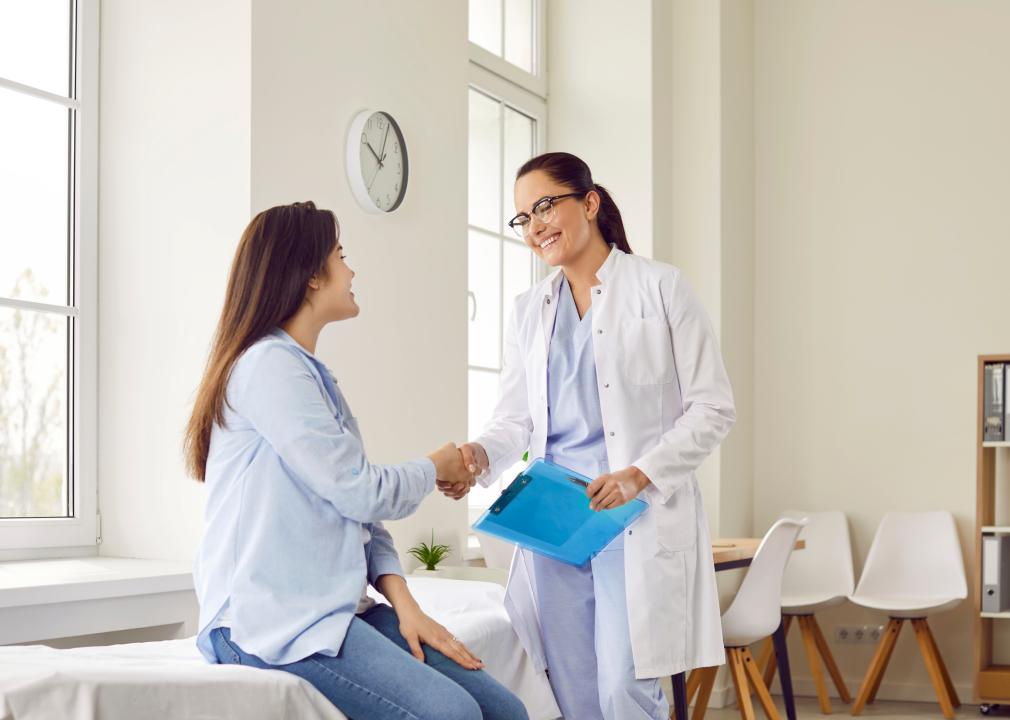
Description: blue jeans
xmin=210 ymin=604 xmax=528 ymax=720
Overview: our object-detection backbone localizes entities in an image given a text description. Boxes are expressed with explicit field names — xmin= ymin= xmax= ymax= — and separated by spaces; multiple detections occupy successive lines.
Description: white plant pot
xmin=411 ymin=567 xmax=445 ymax=576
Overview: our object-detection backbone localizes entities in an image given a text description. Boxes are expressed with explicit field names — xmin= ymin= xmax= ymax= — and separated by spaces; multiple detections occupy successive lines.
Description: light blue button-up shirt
xmin=193 ymin=328 xmax=435 ymax=665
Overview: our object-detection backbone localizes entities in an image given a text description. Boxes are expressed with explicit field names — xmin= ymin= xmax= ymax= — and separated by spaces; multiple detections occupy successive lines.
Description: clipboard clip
xmin=490 ymin=473 xmax=532 ymax=514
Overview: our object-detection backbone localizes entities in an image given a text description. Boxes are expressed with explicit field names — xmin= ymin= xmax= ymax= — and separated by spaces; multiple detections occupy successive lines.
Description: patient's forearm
xmin=375 ymin=574 xmax=420 ymax=613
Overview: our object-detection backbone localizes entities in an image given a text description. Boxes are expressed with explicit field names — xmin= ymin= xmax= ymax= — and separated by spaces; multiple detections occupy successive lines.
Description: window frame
xmin=0 ymin=0 xmax=98 ymax=554
xmin=468 ymin=0 xmax=547 ymax=100
xmin=466 ymin=44 xmax=548 ymax=522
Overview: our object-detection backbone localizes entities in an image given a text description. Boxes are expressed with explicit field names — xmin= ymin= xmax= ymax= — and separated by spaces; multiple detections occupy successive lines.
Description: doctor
xmin=441 ymin=152 xmax=735 ymax=719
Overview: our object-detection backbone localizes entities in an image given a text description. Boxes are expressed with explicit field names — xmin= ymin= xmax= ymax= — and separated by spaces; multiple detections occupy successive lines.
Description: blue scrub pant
xmin=532 ymin=532 xmax=668 ymax=720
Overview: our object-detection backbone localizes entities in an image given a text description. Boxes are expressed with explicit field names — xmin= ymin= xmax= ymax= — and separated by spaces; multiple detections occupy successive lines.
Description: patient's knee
xmin=429 ymin=692 xmax=482 ymax=720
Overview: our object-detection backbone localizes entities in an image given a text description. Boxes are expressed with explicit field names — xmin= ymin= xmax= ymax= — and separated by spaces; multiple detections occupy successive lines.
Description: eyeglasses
xmin=507 ymin=192 xmax=584 ymax=238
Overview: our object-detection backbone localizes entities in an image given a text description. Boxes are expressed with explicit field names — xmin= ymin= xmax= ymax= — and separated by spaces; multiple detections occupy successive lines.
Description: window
xmin=467 ymin=1 xmax=546 ymax=524
xmin=0 ymin=0 xmax=98 ymax=551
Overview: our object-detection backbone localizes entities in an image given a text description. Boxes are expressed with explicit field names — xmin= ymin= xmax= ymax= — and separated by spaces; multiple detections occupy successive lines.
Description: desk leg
xmin=671 ymin=671 xmax=688 ymax=720
xmin=772 ymin=617 xmax=797 ymax=720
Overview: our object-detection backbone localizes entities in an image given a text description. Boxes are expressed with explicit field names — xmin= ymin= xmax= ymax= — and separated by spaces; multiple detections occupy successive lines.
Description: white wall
xmin=98 ymin=0 xmax=251 ymax=562
xmin=99 ymin=0 xmax=472 ymax=569
xmin=755 ymin=0 xmax=1010 ymax=700
xmin=250 ymin=0 xmax=470 ymax=566
xmin=547 ymin=0 xmax=654 ymax=260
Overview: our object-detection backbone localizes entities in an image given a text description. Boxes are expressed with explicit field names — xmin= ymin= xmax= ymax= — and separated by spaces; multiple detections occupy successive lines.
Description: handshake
xmin=426 ymin=442 xmax=490 ymax=501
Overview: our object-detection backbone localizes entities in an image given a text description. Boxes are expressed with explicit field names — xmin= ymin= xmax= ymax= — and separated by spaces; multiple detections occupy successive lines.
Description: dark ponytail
xmin=516 ymin=152 xmax=633 ymax=255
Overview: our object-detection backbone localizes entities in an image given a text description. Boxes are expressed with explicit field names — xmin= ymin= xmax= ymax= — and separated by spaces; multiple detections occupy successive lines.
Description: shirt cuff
xmin=368 ymin=555 xmax=405 ymax=586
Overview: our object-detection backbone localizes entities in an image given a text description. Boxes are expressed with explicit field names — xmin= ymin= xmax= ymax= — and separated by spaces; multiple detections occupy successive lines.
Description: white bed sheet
xmin=0 ymin=577 xmax=560 ymax=720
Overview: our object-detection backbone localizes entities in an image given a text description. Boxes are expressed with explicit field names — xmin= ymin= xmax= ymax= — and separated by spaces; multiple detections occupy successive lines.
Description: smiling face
xmin=513 ymin=170 xmax=601 ymax=268
xmin=308 ymin=240 xmax=359 ymax=322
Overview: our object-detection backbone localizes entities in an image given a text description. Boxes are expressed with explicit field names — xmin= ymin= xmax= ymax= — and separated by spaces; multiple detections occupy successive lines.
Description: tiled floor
xmin=700 ymin=696 xmax=987 ymax=718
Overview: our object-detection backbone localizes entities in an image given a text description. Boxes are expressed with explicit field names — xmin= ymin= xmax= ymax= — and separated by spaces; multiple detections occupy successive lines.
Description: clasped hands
xmin=428 ymin=443 xmax=650 ymax=510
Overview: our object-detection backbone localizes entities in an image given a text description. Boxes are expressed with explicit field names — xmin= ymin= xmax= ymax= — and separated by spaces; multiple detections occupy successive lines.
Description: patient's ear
xmin=307 ymin=274 xmax=321 ymax=291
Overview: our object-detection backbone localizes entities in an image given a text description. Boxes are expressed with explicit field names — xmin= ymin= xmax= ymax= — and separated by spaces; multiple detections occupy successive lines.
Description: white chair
xmin=756 ymin=511 xmax=854 ymax=714
xmin=849 ymin=511 xmax=966 ymax=719
xmin=687 ymin=517 xmax=807 ymax=720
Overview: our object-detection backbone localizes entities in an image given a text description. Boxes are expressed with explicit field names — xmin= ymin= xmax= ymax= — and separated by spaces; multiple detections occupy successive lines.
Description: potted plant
xmin=407 ymin=531 xmax=452 ymax=575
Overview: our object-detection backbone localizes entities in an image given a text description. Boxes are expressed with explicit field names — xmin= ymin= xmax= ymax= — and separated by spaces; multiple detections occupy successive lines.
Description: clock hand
xmin=368 ymin=162 xmax=382 ymax=191
xmin=378 ymin=124 xmax=391 ymax=163
xmin=365 ymin=141 xmax=384 ymax=168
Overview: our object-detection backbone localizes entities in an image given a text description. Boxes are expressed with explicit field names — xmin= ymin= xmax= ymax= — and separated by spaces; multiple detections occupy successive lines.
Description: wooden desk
xmin=671 ymin=539 xmax=804 ymax=720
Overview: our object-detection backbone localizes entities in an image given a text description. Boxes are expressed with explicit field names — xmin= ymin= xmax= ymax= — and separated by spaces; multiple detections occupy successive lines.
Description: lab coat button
xmin=609 ymin=431 xmax=615 ymax=437
xmin=595 ymin=289 xmax=602 ymax=295
xmin=604 ymin=383 xmax=610 ymax=389
xmin=597 ymin=329 xmax=603 ymax=334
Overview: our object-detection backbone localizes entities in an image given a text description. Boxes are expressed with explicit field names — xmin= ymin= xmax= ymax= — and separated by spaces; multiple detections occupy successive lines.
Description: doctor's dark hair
xmin=515 ymin=152 xmax=632 ymax=255
xmin=184 ymin=201 xmax=339 ymax=481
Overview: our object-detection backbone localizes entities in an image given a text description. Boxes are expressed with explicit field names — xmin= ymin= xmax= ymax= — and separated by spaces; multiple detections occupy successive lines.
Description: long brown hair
xmin=516 ymin=151 xmax=633 ymax=254
xmin=184 ymin=201 xmax=339 ymax=481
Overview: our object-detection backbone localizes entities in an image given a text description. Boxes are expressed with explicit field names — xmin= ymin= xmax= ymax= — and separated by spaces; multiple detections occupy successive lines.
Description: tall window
xmin=467 ymin=0 xmax=546 ymax=524
xmin=0 ymin=1 xmax=97 ymax=551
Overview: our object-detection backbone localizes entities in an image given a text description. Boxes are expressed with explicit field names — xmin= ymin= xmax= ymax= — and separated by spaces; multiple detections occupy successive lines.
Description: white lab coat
xmin=474 ymin=246 xmax=734 ymax=679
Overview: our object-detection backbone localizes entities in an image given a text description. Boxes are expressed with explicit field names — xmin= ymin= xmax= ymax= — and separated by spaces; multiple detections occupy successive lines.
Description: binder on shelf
xmin=982 ymin=535 xmax=1010 ymax=613
xmin=984 ymin=362 xmax=1006 ymax=443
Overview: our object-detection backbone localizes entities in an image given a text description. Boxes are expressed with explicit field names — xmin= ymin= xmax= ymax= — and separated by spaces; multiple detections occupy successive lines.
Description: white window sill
xmin=0 ymin=557 xmax=196 ymax=645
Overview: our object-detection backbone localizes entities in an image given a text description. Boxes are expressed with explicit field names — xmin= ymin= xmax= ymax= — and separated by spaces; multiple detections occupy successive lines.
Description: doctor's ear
xmin=584 ymin=190 xmax=601 ymax=221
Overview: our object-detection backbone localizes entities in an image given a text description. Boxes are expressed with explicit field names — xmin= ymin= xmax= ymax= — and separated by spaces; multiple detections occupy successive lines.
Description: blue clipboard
xmin=472 ymin=458 xmax=648 ymax=567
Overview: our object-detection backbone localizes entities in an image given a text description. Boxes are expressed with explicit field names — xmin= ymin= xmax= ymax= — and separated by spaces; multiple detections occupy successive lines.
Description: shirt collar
xmin=268 ymin=327 xmax=337 ymax=383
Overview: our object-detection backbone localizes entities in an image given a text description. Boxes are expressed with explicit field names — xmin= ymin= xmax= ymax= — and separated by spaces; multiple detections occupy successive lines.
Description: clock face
xmin=358 ymin=112 xmax=407 ymax=212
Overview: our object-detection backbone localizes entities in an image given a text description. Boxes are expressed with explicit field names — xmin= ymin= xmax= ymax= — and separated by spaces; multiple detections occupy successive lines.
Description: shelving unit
xmin=976 ymin=354 xmax=1010 ymax=707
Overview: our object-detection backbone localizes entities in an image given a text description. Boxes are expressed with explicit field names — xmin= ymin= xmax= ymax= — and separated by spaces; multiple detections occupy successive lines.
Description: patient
xmin=184 ymin=202 xmax=528 ymax=720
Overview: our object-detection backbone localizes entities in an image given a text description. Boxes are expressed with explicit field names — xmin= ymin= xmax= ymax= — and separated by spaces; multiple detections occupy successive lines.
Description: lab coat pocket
xmin=655 ymin=485 xmax=697 ymax=553
xmin=622 ymin=318 xmax=675 ymax=385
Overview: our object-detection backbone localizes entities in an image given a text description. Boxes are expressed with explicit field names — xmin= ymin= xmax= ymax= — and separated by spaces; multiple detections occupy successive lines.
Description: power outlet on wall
xmin=835 ymin=624 xmax=884 ymax=644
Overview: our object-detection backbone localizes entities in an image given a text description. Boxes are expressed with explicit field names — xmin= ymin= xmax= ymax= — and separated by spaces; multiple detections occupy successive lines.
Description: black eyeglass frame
xmin=507 ymin=192 xmax=585 ymax=237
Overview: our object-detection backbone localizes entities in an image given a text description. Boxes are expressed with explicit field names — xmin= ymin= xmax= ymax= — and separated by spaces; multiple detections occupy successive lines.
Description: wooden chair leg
xmin=797 ymin=615 xmax=832 ymax=714
xmin=911 ymin=619 xmax=956 ymax=719
xmin=686 ymin=668 xmax=703 ymax=705
xmin=809 ymin=615 xmax=852 ymax=703
xmin=756 ymin=636 xmax=775 ymax=695
xmin=851 ymin=618 xmax=902 ymax=715
xmin=762 ymin=615 xmax=791 ymax=690
xmin=866 ymin=619 xmax=900 ymax=704
xmin=922 ymin=619 xmax=960 ymax=708
xmin=742 ymin=647 xmax=781 ymax=720
xmin=728 ymin=648 xmax=757 ymax=720
xmin=692 ymin=667 xmax=719 ymax=720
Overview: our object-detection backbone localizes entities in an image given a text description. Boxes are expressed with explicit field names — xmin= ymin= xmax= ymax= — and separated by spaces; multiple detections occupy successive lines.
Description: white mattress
xmin=0 ymin=577 xmax=561 ymax=720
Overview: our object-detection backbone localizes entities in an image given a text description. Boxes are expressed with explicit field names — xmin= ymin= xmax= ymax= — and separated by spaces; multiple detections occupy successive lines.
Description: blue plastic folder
xmin=472 ymin=458 xmax=648 ymax=567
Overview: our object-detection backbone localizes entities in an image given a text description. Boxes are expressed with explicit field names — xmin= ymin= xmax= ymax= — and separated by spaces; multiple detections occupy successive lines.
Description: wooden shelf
xmin=976 ymin=355 xmax=1010 ymax=703
xmin=979 ymin=666 xmax=1010 ymax=700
